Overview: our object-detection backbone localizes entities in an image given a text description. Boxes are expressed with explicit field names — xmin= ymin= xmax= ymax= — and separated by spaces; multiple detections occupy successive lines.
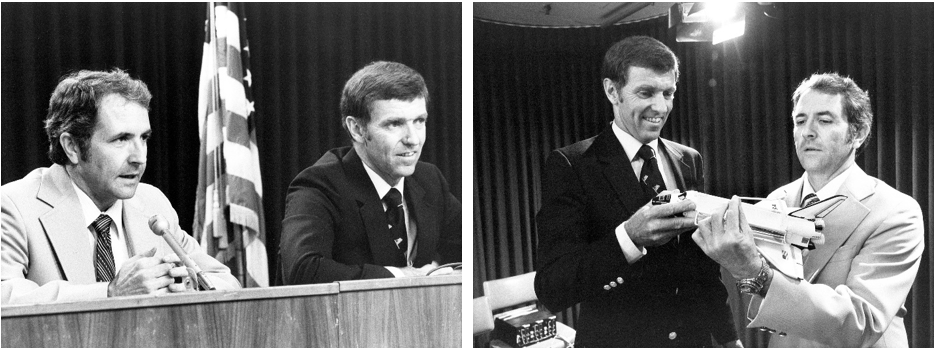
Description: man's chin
xmin=116 ymin=185 xmax=139 ymax=199
xmin=394 ymin=166 xmax=417 ymax=179
xmin=798 ymin=160 xmax=825 ymax=174
xmin=637 ymin=131 xmax=662 ymax=144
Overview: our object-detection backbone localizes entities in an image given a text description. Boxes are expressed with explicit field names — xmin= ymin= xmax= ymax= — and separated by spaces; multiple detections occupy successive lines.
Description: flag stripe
xmin=223 ymin=111 xmax=252 ymax=147
xmin=218 ymin=71 xmax=248 ymax=118
xmin=227 ymin=175 xmax=263 ymax=221
xmin=223 ymin=141 xmax=261 ymax=189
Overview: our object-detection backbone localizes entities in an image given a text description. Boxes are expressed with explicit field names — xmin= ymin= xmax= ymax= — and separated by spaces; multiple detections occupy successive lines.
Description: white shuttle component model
xmin=653 ymin=190 xmax=847 ymax=280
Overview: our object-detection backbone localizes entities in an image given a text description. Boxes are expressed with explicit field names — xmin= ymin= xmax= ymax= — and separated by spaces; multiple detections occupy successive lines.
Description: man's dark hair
xmin=792 ymin=73 xmax=873 ymax=151
xmin=44 ymin=68 xmax=152 ymax=165
xmin=339 ymin=61 xmax=428 ymax=137
xmin=601 ymin=35 xmax=680 ymax=88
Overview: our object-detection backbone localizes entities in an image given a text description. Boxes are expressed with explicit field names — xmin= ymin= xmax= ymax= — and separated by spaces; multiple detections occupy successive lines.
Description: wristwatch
xmin=736 ymin=258 xmax=771 ymax=296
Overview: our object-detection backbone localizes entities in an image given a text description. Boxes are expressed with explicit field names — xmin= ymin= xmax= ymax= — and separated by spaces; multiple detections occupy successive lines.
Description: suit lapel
xmin=407 ymin=176 xmax=434 ymax=265
xmin=804 ymin=170 xmax=873 ymax=283
xmin=659 ymin=139 xmax=689 ymax=191
xmin=37 ymin=165 xmax=96 ymax=283
xmin=123 ymin=198 xmax=162 ymax=257
xmin=343 ymin=148 xmax=406 ymax=267
xmin=596 ymin=127 xmax=647 ymax=213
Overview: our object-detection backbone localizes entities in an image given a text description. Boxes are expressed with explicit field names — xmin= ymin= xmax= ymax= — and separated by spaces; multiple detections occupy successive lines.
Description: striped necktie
xmin=801 ymin=193 xmax=821 ymax=208
xmin=637 ymin=144 xmax=666 ymax=198
xmin=383 ymin=188 xmax=408 ymax=265
xmin=92 ymin=214 xmax=116 ymax=282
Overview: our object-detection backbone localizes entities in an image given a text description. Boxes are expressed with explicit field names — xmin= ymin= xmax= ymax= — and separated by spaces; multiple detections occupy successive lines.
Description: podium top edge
xmin=338 ymin=273 xmax=462 ymax=292
xmin=1 ymin=282 xmax=340 ymax=317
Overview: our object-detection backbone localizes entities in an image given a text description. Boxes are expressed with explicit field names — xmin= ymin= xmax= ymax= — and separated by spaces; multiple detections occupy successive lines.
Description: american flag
xmin=194 ymin=2 xmax=268 ymax=287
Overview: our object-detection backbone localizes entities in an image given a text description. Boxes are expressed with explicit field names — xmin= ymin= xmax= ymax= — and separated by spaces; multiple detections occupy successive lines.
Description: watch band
xmin=736 ymin=258 xmax=770 ymax=296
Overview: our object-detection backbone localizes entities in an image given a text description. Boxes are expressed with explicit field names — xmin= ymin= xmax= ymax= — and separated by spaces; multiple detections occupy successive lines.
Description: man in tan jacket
xmin=693 ymin=73 xmax=924 ymax=347
xmin=2 ymin=69 xmax=239 ymax=305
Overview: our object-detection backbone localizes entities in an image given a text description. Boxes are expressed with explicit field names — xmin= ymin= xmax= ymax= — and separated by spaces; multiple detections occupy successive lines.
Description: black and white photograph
xmin=473 ymin=2 xmax=932 ymax=348
xmin=1 ymin=2 xmax=462 ymax=347
xmin=1 ymin=1 xmax=934 ymax=349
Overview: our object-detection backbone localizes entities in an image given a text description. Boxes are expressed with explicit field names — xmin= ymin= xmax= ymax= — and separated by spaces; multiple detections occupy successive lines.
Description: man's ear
xmin=344 ymin=116 xmax=367 ymax=143
xmin=602 ymin=78 xmax=620 ymax=105
xmin=851 ymin=125 xmax=870 ymax=149
xmin=60 ymin=132 xmax=82 ymax=164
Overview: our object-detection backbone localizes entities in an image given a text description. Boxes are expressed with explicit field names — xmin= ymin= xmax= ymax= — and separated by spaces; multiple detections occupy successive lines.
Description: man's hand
xmin=107 ymin=248 xmax=178 ymax=297
xmin=160 ymin=253 xmax=194 ymax=293
xmin=624 ymin=199 xmax=698 ymax=247
xmin=691 ymin=196 xmax=762 ymax=279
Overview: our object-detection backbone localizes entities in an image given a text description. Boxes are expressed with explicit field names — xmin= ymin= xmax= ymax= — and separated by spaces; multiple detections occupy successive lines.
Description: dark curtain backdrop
xmin=1 ymin=3 xmax=462 ymax=284
xmin=474 ymin=2 xmax=932 ymax=348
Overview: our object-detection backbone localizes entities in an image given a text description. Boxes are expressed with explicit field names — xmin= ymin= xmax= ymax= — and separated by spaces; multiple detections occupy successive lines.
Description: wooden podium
xmin=1 ymin=274 xmax=461 ymax=347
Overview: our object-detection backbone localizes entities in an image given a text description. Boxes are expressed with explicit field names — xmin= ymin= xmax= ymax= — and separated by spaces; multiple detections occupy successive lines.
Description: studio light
xmin=670 ymin=2 xmax=746 ymax=44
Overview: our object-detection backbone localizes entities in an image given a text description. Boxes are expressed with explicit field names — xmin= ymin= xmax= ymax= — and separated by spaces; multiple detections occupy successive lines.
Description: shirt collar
xmin=800 ymin=162 xmax=858 ymax=202
xmin=70 ymin=178 xmax=123 ymax=235
xmin=611 ymin=121 xmax=660 ymax=161
xmin=362 ymin=160 xmax=406 ymax=200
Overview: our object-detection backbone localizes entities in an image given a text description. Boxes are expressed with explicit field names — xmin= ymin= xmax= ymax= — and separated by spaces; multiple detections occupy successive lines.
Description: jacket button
xmin=668 ymin=332 xmax=677 ymax=340
xmin=603 ymin=285 xmax=611 ymax=290
xmin=609 ymin=281 xmax=617 ymax=287
xmin=778 ymin=332 xmax=787 ymax=337
xmin=617 ymin=277 xmax=623 ymax=284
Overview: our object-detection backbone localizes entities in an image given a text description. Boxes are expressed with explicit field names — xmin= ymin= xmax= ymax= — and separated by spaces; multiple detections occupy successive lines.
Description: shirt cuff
xmin=384 ymin=266 xmax=404 ymax=278
xmin=616 ymin=222 xmax=647 ymax=264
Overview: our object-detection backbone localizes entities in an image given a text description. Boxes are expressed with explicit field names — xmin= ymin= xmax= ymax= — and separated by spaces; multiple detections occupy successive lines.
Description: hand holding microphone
xmin=148 ymin=214 xmax=215 ymax=291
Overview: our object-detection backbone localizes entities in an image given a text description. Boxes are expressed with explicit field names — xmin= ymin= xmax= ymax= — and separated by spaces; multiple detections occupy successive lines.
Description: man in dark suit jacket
xmin=279 ymin=61 xmax=460 ymax=285
xmin=534 ymin=36 xmax=739 ymax=347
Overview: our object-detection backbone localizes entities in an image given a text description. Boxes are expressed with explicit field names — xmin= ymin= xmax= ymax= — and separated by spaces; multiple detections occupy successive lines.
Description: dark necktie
xmin=801 ymin=193 xmax=821 ymax=208
xmin=92 ymin=214 xmax=116 ymax=282
xmin=637 ymin=144 xmax=666 ymax=198
xmin=383 ymin=188 xmax=408 ymax=263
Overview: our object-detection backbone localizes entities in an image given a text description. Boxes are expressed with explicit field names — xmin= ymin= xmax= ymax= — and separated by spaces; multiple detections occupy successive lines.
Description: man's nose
xmin=649 ymin=93 xmax=668 ymax=113
xmin=801 ymin=119 xmax=818 ymax=139
xmin=402 ymin=123 xmax=418 ymax=145
xmin=129 ymin=139 xmax=147 ymax=165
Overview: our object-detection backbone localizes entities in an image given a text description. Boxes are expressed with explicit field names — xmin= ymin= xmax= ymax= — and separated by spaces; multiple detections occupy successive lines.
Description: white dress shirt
xmin=71 ymin=180 xmax=129 ymax=274
xmin=362 ymin=161 xmax=418 ymax=277
xmin=799 ymin=162 xmax=858 ymax=204
xmin=611 ymin=122 xmax=677 ymax=264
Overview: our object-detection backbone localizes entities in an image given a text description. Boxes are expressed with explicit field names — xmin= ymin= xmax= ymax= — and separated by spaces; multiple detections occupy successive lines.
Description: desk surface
xmin=2 ymin=274 xmax=461 ymax=347
xmin=1 ymin=281 xmax=339 ymax=317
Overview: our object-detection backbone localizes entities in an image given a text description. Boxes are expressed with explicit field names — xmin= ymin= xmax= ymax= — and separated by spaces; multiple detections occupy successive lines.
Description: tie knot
xmin=637 ymin=144 xmax=656 ymax=161
xmin=383 ymin=188 xmax=403 ymax=208
xmin=801 ymin=193 xmax=821 ymax=208
xmin=93 ymin=214 xmax=113 ymax=234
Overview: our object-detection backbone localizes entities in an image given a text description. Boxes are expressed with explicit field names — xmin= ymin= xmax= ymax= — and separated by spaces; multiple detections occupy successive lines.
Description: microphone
xmin=148 ymin=215 xmax=215 ymax=291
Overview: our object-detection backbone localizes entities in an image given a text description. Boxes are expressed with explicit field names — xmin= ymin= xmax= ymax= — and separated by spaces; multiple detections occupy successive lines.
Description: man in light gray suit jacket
xmin=692 ymin=73 xmax=924 ymax=347
xmin=1 ymin=69 xmax=239 ymax=305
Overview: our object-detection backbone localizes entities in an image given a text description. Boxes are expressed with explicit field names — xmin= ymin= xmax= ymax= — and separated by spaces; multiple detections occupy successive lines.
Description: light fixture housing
xmin=670 ymin=2 xmax=746 ymax=44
